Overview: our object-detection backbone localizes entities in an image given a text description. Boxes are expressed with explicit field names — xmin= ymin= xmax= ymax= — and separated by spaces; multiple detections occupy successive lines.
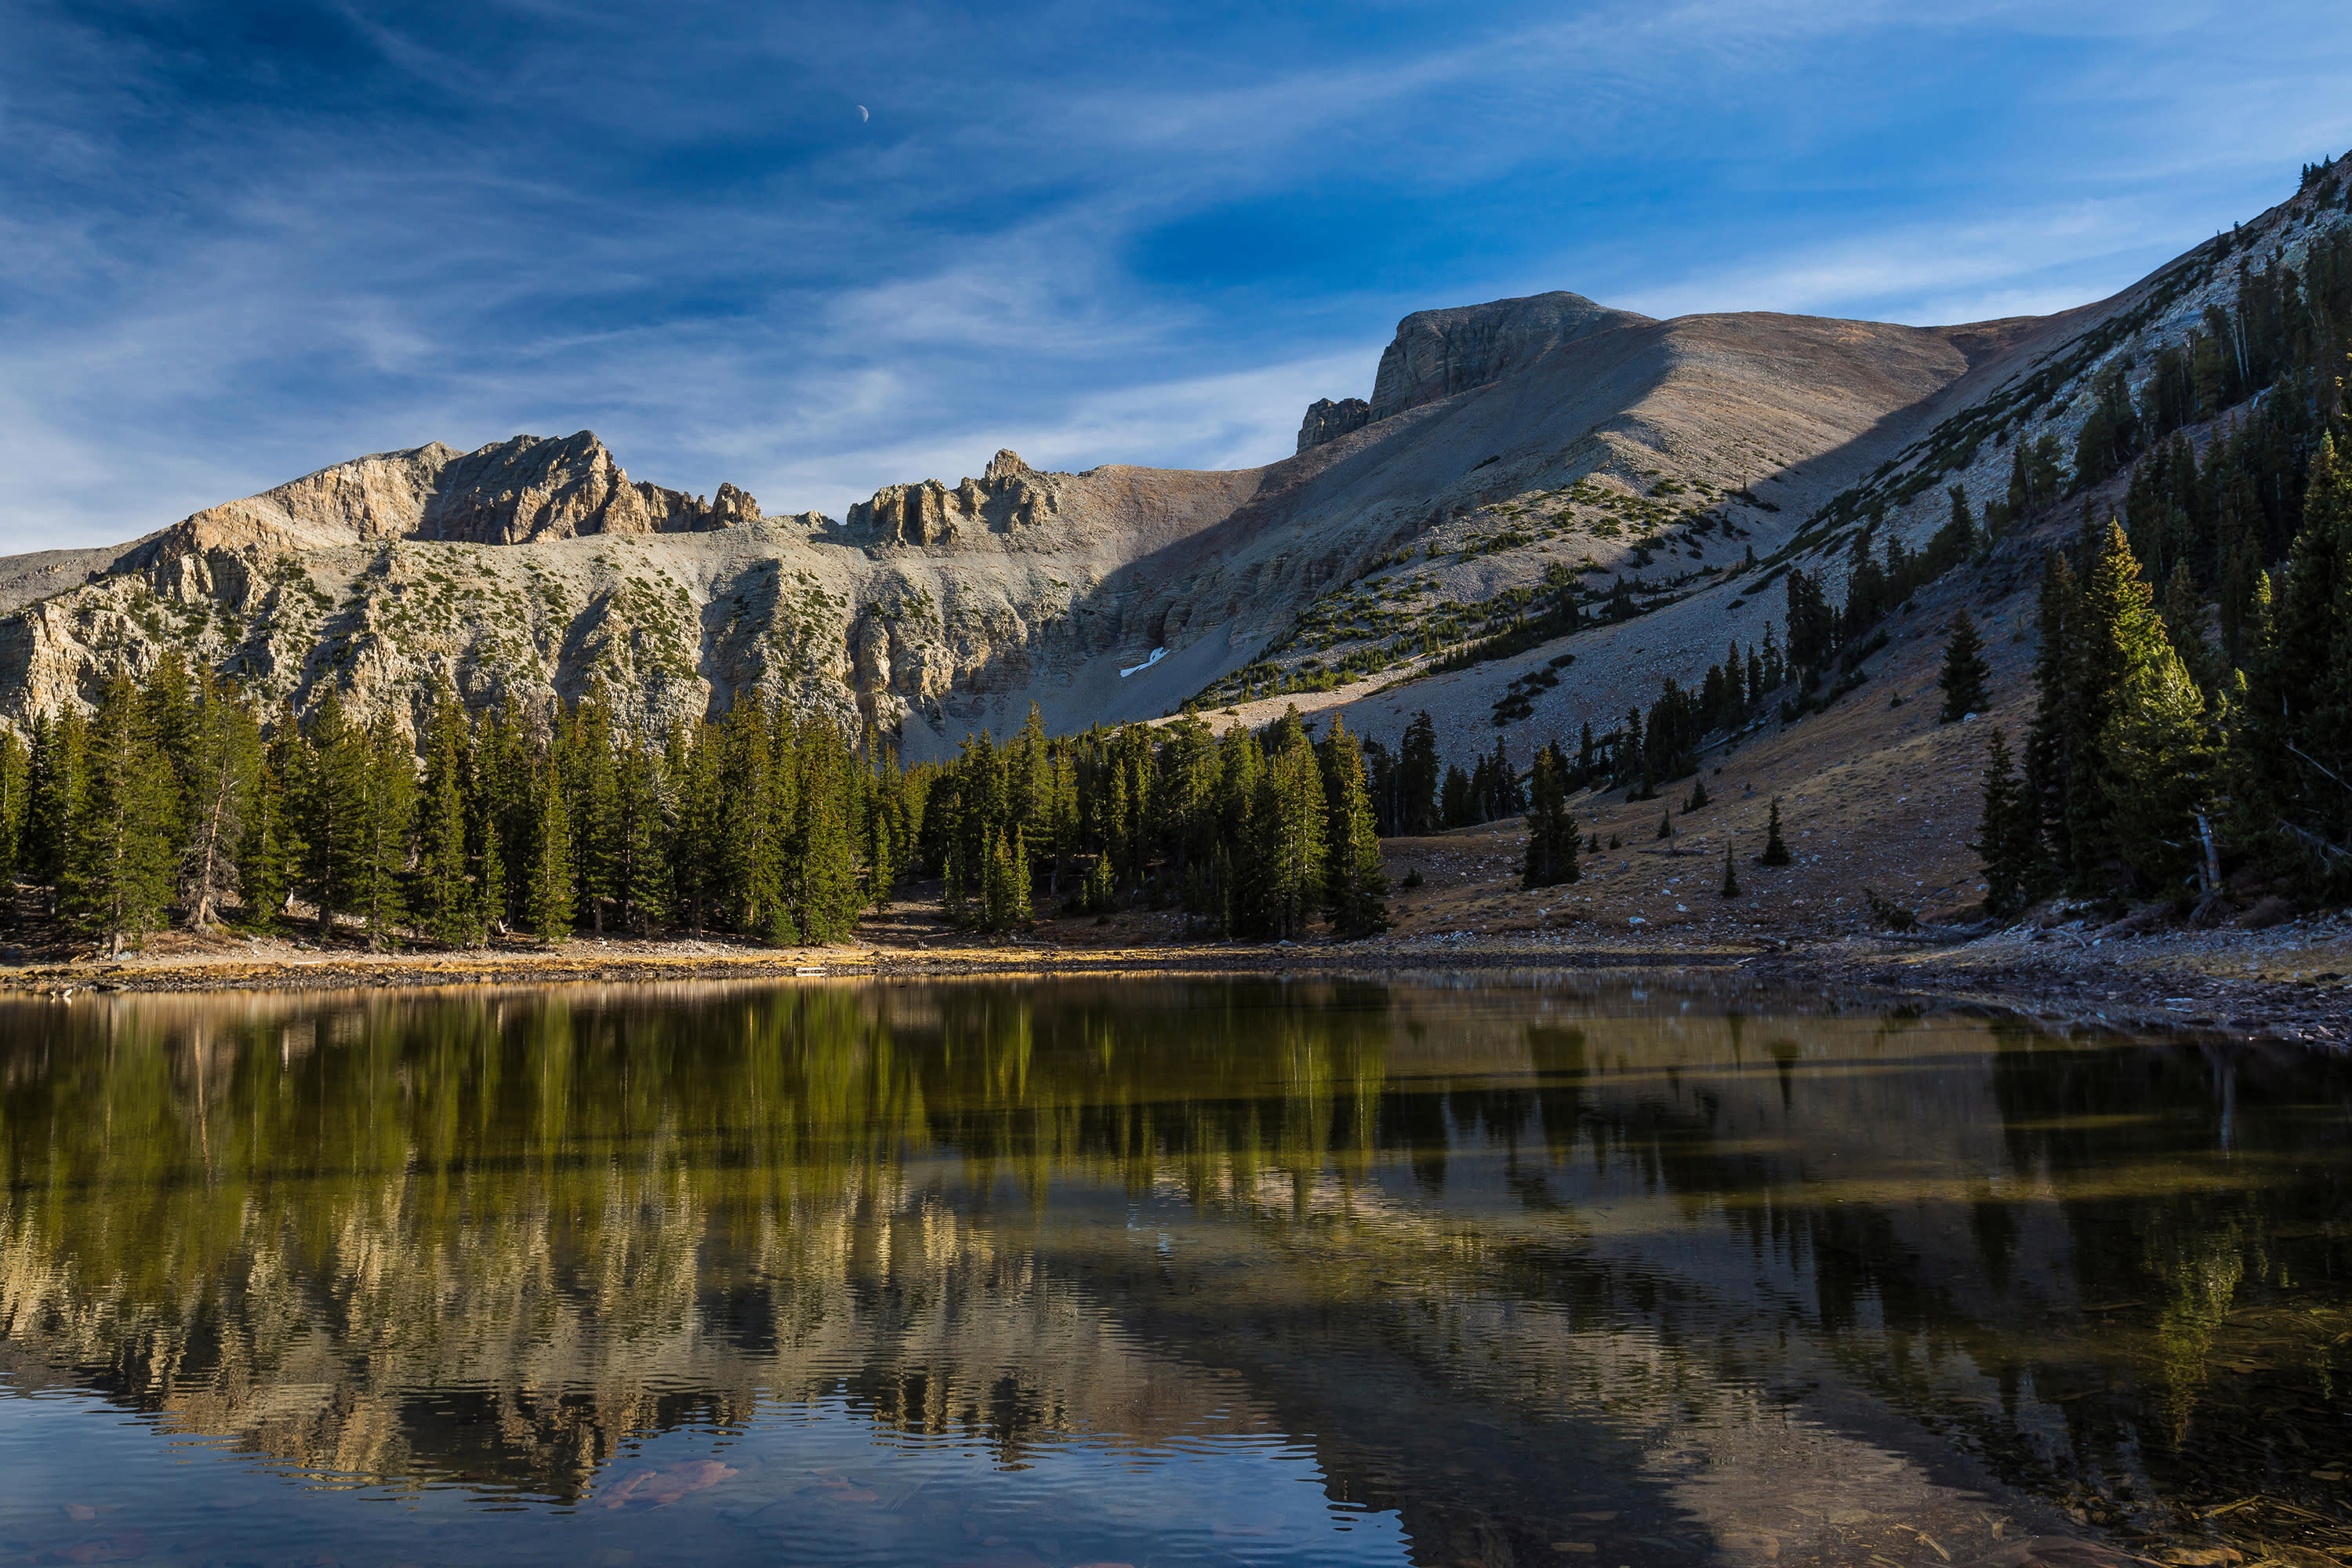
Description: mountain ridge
xmin=2 ymin=154 xmax=2346 ymax=766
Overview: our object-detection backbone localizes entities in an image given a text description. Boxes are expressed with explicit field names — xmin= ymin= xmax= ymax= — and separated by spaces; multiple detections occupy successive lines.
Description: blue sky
xmin=5 ymin=0 xmax=2350 ymax=550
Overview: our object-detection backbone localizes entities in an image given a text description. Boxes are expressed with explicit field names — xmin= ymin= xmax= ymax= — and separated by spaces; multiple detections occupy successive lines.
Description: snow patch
xmin=1120 ymin=648 xmax=1167 ymax=678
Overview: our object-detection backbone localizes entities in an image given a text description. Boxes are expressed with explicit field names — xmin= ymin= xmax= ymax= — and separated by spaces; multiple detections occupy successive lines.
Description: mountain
xmin=4 ymin=158 xmax=2347 ymax=763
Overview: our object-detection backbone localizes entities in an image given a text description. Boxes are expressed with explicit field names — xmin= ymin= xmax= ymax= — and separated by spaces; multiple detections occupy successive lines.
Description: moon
xmin=856 ymin=105 xmax=869 ymax=122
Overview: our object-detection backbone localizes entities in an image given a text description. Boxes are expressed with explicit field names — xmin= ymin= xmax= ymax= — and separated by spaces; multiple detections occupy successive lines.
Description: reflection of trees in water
xmin=2 ymin=984 xmax=2348 ymax=1548
xmin=0 ymin=982 xmax=1395 ymax=1494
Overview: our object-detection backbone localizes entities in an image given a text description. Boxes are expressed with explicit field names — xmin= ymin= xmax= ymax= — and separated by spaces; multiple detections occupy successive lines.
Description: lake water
xmin=1 ymin=978 xmax=2347 ymax=1568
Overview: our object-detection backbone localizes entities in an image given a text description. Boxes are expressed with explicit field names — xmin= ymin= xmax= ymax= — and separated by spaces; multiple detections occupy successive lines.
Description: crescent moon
xmin=857 ymin=105 xmax=869 ymax=122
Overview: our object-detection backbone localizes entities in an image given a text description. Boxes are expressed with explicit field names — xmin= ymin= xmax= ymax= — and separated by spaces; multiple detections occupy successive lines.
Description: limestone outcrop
xmin=844 ymin=449 xmax=1062 ymax=545
xmin=1296 ymin=397 xmax=1371 ymax=452
xmin=163 ymin=431 xmax=768 ymax=559
xmin=1368 ymin=292 xmax=1651 ymax=420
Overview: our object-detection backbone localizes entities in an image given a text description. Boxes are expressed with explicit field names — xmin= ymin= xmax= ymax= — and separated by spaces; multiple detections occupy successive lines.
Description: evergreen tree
xmin=1321 ymin=717 xmax=1391 ymax=936
xmin=2103 ymin=630 xmax=2219 ymax=895
xmin=670 ymin=721 xmax=724 ymax=935
xmin=238 ymin=714 xmax=304 ymax=932
xmin=2066 ymin=521 xmax=2173 ymax=887
xmin=1973 ymin=727 xmax=2038 ymax=917
xmin=1080 ymin=849 xmax=1115 ymax=916
xmin=1519 ymin=745 xmax=1580 ymax=889
xmin=66 ymin=677 xmax=177 ymax=953
xmin=1758 ymin=798 xmax=1792 ymax=866
xmin=0 ymin=728 xmax=27 ymax=918
xmin=1249 ymin=711 xmax=1327 ymax=939
xmin=789 ymin=726 xmax=863 ymax=941
xmin=1936 ymin=608 xmax=1991 ymax=722
xmin=1655 ymin=808 xmax=1674 ymax=840
xmin=615 ymin=742 xmax=671 ymax=935
xmin=2236 ymin=433 xmax=2352 ymax=886
xmin=25 ymin=710 xmax=85 ymax=904
xmin=414 ymin=686 xmax=473 ymax=946
xmin=299 ymin=693 xmax=371 ymax=941
xmin=526 ymin=756 xmax=573 ymax=942
xmin=354 ymin=717 xmax=416 ymax=948
xmin=1398 ymin=710 xmax=1440 ymax=833
xmin=473 ymin=784 xmax=507 ymax=944
xmin=140 ymin=651 xmax=198 ymax=853
xmin=982 ymin=829 xmax=1029 ymax=931
xmin=1685 ymin=775 xmax=1709 ymax=811
xmin=1440 ymin=764 xmax=1474 ymax=828
xmin=1487 ymin=736 xmax=1524 ymax=817
xmin=176 ymin=670 xmax=261 ymax=928
xmin=1719 ymin=839 xmax=1740 ymax=898
xmin=2158 ymin=562 xmax=2220 ymax=692
xmin=2023 ymin=551 xmax=2080 ymax=884
xmin=566 ymin=689 xmax=622 ymax=932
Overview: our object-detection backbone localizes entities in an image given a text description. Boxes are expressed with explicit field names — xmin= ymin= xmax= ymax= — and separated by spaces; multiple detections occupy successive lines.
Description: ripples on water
xmin=0 ymin=978 xmax=2347 ymax=1567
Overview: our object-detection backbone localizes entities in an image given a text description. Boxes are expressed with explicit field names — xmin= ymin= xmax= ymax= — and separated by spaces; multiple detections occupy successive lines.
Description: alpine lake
xmin=1 ymin=976 xmax=2347 ymax=1568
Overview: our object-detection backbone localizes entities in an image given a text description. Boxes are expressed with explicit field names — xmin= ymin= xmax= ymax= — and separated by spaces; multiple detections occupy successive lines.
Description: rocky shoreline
xmin=7 ymin=915 xmax=2345 ymax=1048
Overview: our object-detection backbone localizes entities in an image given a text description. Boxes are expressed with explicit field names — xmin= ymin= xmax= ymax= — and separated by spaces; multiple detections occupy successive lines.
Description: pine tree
xmin=140 ymin=652 xmax=198 ymax=854
xmin=789 ymin=727 xmax=863 ymax=942
xmin=2067 ymin=521 xmax=2174 ymax=887
xmin=67 ymin=677 xmax=177 ymax=953
xmin=414 ymin=686 xmax=472 ymax=946
xmin=2103 ymin=630 xmax=2218 ymax=895
xmin=1758 ymin=798 xmax=1792 ymax=866
xmin=670 ymin=721 xmax=724 ymax=935
xmin=354 ymin=717 xmax=416 ymax=948
xmin=1399 ymin=711 xmax=1440 ymax=833
xmin=982 ymin=829 xmax=1026 ymax=931
xmin=1441 ymin=764 xmax=1473 ymax=828
xmin=176 ymin=670 xmax=261 ymax=928
xmin=1655 ymin=808 xmax=1674 ymax=840
xmin=1519 ymin=745 xmax=1580 ymax=889
xmin=2236 ymin=433 xmax=2352 ymax=885
xmin=1321 ymin=716 xmax=1391 ymax=936
xmin=1250 ymin=713 xmax=1327 ymax=939
xmin=0 ymin=728 xmax=27 ymax=920
xmin=473 ymin=786 xmax=507 ymax=945
xmin=1488 ymin=735 xmax=1523 ymax=816
xmin=299 ymin=693 xmax=371 ymax=942
xmin=1719 ymin=840 xmax=1740 ymax=898
xmin=566 ymin=689 xmax=622 ymax=932
xmin=238 ymin=715 xmax=304 ymax=932
xmin=615 ymin=742 xmax=671 ymax=935
xmin=526 ymin=757 xmax=573 ymax=943
xmin=2023 ymin=551 xmax=2080 ymax=884
xmin=25 ymin=710 xmax=85 ymax=906
xmin=1080 ymin=849 xmax=1115 ymax=915
xmin=1685 ymin=775 xmax=1709 ymax=811
xmin=1936 ymin=608 xmax=1991 ymax=722
xmin=2158 ymin=562 xmax=2220 ymax=693
xmin=1973 ymin=727 xmax=2037 ymax=917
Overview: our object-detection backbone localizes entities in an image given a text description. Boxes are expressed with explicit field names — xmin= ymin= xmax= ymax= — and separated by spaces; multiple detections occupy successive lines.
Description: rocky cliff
xmin=2 ymin=157 xmax=2343 ymax=762
xmin=1368 ymin=291 xmax=1650 ymax=419
xmin=1296 ymin=397 xmax=1370 ymax=452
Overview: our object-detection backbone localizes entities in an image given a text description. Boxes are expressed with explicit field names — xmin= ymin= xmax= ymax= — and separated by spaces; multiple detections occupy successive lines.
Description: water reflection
xmin=0 ymin=980 xmax=2347 ymax=1568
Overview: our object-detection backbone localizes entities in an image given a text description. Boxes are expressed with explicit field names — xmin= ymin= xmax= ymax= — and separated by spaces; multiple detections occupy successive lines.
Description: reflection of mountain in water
xmin=1 ymin=982 xmax=2347 ymax=1563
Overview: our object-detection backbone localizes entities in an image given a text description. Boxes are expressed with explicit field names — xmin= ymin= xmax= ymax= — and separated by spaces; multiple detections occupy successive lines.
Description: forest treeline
xmin=1968 ymin=224 xmax=2352 ymax=912
xmin=0 ymin=667 xmax=1409 ymax=953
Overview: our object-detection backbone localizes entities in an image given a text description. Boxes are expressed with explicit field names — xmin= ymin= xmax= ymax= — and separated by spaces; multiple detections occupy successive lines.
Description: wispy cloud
xmin=3 ymin=0 xmax=2349 ymax=550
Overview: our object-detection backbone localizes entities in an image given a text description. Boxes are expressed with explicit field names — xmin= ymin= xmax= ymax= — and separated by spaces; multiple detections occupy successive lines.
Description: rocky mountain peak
xmin=1370 ymin=291 xmax=1650 ymax=420
xmin=154 ymin=431 xmax=765 ymax=561
xmin=1296 ymin=398 xmax=1370 ymax=453
xmin=1295 ymin=290 xmax=1652 ymax=452
xmin=848 ymin=452 xmax=1063 ymax=546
